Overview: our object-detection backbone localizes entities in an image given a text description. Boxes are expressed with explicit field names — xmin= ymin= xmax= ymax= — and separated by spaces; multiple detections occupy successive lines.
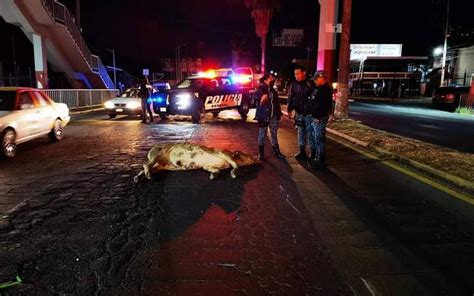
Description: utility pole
xmin=440 ymin=0 xmax=450 ymax=87
xmin=306 ymin=44 xmax=312 ymax=72
xmin=106 ymin=48 xmax=117 ymax=88
xmin=11 ymin=34 xmax=18 ymax=85
xmin=175 ymin=46 xmax=178 ymax=82
xmin=175 ymin=44 xmax=188 ymax=82
xmin=334 ymin=0 xmax=352 ymax=119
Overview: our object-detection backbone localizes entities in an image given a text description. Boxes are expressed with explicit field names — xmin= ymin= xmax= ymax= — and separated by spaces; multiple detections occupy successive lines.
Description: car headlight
xmin=104 ymin=101 xmax=115 ymax=109
xmin=126 ymin=101 xmax=141 ymax=109
xmin=176 ymin=93 xmax=192 ymax=108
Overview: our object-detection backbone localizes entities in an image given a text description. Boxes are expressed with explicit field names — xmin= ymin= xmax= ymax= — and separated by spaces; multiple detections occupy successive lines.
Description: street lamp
xmin=106 ymin=48 xmax=117 ymax=89
xmin=440 ymin=0 xmax=450 ymax=87
xmin=433 ymin=47 xmax=443 ymax=56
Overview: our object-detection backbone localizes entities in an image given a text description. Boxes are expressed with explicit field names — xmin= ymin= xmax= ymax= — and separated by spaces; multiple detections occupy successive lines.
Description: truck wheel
xmin=238 ymin=99 xmax=250 ymax=119
xmin=109 ymin=113 xmax=117 ymax=119
xmin=160 ymin=114 xmax=168 ymax=120
xmin=212 ymin=112 xmax=219 ymax=118
xmin=191 ymin=106 xmax=201 ymax=124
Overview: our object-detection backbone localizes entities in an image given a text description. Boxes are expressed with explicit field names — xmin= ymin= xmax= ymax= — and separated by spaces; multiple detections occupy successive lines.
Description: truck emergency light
xmin=233 ymin=74 xmax=252 ymax=84
xmin=197 ymin=70 xmax=217 ymax=79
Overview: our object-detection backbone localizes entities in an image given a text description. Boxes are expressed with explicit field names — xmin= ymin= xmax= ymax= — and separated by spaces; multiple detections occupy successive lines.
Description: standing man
xmin=139 ymin=77 xmax=153 ymax=124
xmin=307 ymin=72 xmax=333 ymax=169
xmin=255 ymin=73 xmax=285 ymax=160
xmin=287 ymin=65 xmax=315 ymax=161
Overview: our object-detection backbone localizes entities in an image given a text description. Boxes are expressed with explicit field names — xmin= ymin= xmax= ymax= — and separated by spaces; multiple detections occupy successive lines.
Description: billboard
xmin=350 ymin=44 xmax=403 ymax=60
xmin=273 ymin=29 xmax=304 ymax=47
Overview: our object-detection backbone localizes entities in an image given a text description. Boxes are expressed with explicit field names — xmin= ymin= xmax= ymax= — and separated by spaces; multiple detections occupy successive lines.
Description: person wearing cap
xmin=254 ymin=73 xmax=285 ymax=160
xmin=307 ymin=71 xmax=333 ymax=169
xmin=287 ymin=65 xmax=316 ymax=161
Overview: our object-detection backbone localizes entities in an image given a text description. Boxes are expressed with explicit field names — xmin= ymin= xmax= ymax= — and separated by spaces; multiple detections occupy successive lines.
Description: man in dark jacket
xmin=307 ymin=71 xmax=333 ymax=169
xmin=139 ymin=78 xmax=153 ymax=123
xmin=255 ymin=73 xmax=285 ymax=160
xmin=287 ymin=65 xmax=315 ymax=161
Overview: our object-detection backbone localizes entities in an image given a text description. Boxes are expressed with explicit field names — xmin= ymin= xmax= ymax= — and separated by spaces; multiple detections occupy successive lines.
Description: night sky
xmin=70 ymin=0 xmax=472 ymax=73
xmin=1 ymin=0 xmax=473 ymax=77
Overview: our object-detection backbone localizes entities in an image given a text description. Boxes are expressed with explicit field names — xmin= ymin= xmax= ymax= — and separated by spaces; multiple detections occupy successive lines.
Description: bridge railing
xmin=43 ymin=89 xmax=119 ymax=109
xmin=91 ymin=55 xmax=116 ymax=89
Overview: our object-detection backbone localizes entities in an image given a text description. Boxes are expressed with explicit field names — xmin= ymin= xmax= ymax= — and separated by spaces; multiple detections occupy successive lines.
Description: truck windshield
xmin=176 ymin=79 xmax=209 ymax=89
xmin=0 ymin=91 xmax=17 ymax=111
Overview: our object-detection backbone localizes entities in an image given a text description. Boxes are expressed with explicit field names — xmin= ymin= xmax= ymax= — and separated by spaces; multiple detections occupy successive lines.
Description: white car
xmin=104 ymin=88 xmax=144 ymax=118
xmin=0 ymin=87 xmax=71 ymax=158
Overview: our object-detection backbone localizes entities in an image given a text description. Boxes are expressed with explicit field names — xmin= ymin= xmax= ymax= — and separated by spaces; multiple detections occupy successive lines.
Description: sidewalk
xmin=279 ymin=103 xmax=474 ymax=197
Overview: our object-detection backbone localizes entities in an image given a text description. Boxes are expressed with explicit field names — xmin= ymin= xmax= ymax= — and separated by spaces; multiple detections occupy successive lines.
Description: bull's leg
xmin=204 ymin=166 xmax=221 ymax=180
xmin=143 ymin=162 xmax=152 ymax=179
xmin=218 ymin=153 xmax=239 ymax=179
xmin=135 ymin=152 xmax=160 ymax=183
xmin=133 ymin=170 xmax=144 ymax=183
xmin=133 ymin=161 xmax=152 ymax=183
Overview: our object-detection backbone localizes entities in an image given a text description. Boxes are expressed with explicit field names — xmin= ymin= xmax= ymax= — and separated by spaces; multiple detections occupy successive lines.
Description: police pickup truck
xmin=153 ymin=75 xmax=251 ymax=124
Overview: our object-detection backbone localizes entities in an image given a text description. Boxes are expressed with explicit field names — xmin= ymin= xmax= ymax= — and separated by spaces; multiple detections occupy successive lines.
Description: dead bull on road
xmin=133 ymin=143 xmax=260 ymax=183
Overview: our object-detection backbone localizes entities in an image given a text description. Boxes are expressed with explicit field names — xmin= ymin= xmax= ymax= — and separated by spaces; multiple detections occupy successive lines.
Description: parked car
xmin=432 ymin=85 xmax=470 ymax=111
xmin=152 ymin=82 xmax=171 ymax=92
xmin=103 ymin=88 xmax=143 ymax=118
xmin=0 ymin=87 xmax=70 ymax=158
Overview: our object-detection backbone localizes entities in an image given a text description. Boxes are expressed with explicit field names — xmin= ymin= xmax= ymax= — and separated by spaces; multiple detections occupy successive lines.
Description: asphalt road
xmin=348 ymin=99 xmax=474 ymax=153
xmin=0 ymin=110 xmax=473 ymax=295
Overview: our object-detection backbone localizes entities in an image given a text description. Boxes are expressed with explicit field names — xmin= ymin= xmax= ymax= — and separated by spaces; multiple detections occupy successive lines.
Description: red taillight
xmin=446 ymin=94 xmax=455 ymax=101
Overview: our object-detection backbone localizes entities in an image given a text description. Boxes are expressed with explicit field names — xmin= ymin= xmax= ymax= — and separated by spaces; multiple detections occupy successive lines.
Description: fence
xmin=458 ymin=94 xmax=474 ymax=114
xmin=43 ymin=89 xmax=119 ymax=109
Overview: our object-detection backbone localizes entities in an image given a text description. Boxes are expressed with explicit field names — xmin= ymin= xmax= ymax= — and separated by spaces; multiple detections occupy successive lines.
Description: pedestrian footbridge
xmin=0 ymin=0 xmax=114 ymax=89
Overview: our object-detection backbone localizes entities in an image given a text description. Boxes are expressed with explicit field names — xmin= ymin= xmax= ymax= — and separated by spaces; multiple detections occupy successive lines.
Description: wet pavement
xmin=0 ymin=110 xmax=473 ymax=295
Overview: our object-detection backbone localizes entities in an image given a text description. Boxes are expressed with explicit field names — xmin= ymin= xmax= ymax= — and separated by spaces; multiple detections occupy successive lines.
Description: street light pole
xmin=106 ymin=48 xmax=117 ymax=88
xmin=440 ymin=0 xmax=450 ymax=87
xmin=306 ymin=45 xmax=312 ymax=71
xmin=75 ymin=0 xmax=81 ymax=28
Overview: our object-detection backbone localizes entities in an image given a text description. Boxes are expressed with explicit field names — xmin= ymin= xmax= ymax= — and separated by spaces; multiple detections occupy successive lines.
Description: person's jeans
xmin=296 ymin=113 xmax=316 ymax=149
xmin=258 ymin=118 xmax=279 ymax=146
xmin=141 ymin=99 xmax=154 ymax=122
xmin=310 ymin=117 xmax=328 ymax=159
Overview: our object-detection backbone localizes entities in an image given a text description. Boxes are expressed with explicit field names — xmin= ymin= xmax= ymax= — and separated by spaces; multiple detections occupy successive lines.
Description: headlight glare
xmin=176 ymin=93 xmax=192 ymax=108
xmin=126 ymin=101 xmax=141 ymax=109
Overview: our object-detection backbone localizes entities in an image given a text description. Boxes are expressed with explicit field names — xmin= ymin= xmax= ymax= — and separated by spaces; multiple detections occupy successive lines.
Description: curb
xmin=70 ymin=107 xmax=105 ymax=115
xmin=350 ymin=96 xmax=430 ymax=103
xmin=326 ymin=127 xmax=474 ymax=194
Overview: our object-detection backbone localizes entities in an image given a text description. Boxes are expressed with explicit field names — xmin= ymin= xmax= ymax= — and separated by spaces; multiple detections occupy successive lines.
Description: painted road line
xmin=328 ymin=134 xmax=474 ymax=206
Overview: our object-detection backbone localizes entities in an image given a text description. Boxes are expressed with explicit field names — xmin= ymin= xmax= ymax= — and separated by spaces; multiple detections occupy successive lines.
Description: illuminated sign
xmin=273 ymin=29 xmax=304 ymax=47
xmin=350 ymin=44 xmax=403 ymax=60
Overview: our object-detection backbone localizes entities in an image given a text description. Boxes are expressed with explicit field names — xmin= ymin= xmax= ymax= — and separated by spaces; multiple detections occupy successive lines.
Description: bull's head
xmin=232 ymin=151 xmax=260 ymax=166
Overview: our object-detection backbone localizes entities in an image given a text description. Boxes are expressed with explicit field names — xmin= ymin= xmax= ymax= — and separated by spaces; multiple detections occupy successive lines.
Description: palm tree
xmin=244 ymin=0 xmax=280 ymax=74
